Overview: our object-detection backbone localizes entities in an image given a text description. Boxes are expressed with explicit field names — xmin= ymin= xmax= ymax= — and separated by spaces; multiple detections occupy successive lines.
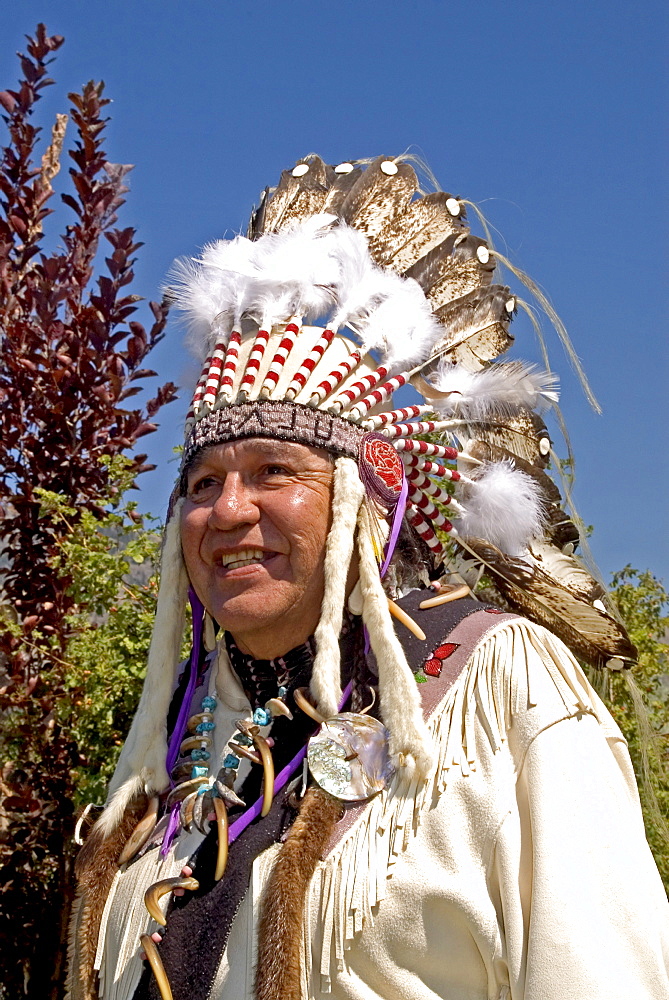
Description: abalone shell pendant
xmin=307 ymin=713 xmax=393 ymax=802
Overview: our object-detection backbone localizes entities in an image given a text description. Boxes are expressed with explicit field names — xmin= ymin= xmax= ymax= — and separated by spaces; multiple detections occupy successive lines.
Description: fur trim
xmin=256 ymin=787 xmax=342 ymax=1000
xmin=106 ymin=502 xmax=189 ymax=811
xmin=311 ymin=458 xmax=366 ymax=717
xmin=357 ymin=504 xmax=434 ymax=779
xmin=66 ymin=794 xmax=148 ymax=1000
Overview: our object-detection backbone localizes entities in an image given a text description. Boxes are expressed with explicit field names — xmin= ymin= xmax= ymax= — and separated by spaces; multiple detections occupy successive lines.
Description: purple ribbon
xmin=161 ymin=588 xmax=205 ymax=857
xmin=162 ymin=803 xmax=182 ymax=856
xmin=380 ymin=471 xmax=408 ymax=580
xmin=227 ymin=746 xmax=308 ymax=844
xmin=364 ymin=469 xmax=408 ymax=657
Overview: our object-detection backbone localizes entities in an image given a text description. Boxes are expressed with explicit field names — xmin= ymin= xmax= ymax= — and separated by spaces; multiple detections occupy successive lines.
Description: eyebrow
xmin=186 ymin=439 xmax=308 ymax=477
xmin=185 ymin=452 xmax=209 ymax=477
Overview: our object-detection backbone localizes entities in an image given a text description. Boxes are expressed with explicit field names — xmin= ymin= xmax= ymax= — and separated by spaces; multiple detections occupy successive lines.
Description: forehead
xmin=186 ymin=437 xmax=333 ymax=475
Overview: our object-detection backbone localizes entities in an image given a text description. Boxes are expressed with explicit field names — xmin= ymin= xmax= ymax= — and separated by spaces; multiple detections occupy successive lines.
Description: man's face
xmin=180 ymin=438 xmax=333 ymax=658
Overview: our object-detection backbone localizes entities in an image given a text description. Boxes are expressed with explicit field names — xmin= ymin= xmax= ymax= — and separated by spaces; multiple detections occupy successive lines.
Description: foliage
xmin=0 ymin=25 xmax=176 ymax=657
xmin=601 ymin=567 xmax=669 ymax=888
xmin=0 ymin=25 xmax=176 ymax=998
xmin=0 ymin=460 xmax=162 ymax=996
xmin=40 ymin=461 xmax=160 ymax=806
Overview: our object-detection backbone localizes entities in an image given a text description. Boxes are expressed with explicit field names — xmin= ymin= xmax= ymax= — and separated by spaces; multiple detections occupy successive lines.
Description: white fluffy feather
xmin=166 ymin=216 xmax=443 ymax=371
xmin=167 ymin=236 xmax=259 ymax=356
xmin=328 ymin=225 xmax=386 ymax=331
xmin=167 ymin=218 xmax=339 ymax=358
xmin=328 ymin=226 xmax=441 ymax=371
xmin=249 ymin=214 xmax=339 ymax=326
xmin=358 ymin=273 xmax=442 ymax=373
xmin=199 ymin=234 xmax=258 ymax=276
xmin=455 ymin=461 xmax=545 ymax=557
xmin=430 ymin=361 xmax=559 ymax=419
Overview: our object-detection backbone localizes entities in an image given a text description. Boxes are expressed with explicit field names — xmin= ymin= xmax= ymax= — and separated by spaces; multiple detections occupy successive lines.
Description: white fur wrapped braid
xmin=356 ymin=503 xmax=434 ymax=779
xmin=311 ymin=458 xmax=366 ymax=718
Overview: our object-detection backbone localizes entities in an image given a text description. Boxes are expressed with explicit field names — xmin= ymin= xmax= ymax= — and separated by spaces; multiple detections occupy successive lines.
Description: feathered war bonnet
xmin=101 ymin=154 xmax=637 ymax=832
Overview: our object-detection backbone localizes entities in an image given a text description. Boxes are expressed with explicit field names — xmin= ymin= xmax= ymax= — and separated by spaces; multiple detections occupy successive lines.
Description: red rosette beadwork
xmin=423 ymin=657 xmax=442 ymax=677
xmin=358 ymin=432 xmax=405 ymax=512
xmin=423 ymin=642 xmax=460 ymax=678
xmin=433 ymin=642 xmax=459 ymax=660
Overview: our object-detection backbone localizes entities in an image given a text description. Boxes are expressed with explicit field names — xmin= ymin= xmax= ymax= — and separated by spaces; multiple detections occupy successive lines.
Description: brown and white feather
xmin=338 ymin=156 xmax=418 ymax=241
xmin=368 ymin=191 xmax=466 ymax=271
xmin=406 ymin=234 xmax=495 ymax=308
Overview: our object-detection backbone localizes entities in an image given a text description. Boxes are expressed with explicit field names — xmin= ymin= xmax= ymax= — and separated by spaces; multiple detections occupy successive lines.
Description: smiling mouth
xmin=219 ymin=548 xmax=273 ymax=570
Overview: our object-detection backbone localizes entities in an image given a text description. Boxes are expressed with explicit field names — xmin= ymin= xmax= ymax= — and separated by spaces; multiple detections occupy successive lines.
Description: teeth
xmin=220 ymin=548 xmax=266 ymax=569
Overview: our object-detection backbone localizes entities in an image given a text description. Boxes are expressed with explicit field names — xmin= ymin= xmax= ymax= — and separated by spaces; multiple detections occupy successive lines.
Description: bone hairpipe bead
xmin=419 ymin=585 xmax=471 ymax=609
xmin=387 ymin=598 xmax=426 ymax=641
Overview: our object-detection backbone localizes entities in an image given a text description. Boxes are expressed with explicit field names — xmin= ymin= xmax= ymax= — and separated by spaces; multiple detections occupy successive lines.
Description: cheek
xmin=278 ymin=488 xmax=332 ymax=565
xmin=180 ymin=508 xmax=206 ymax=573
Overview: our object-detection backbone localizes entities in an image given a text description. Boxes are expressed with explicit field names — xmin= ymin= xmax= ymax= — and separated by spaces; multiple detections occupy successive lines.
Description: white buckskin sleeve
xmin=493 ymin=707 xmax=668 ymax=998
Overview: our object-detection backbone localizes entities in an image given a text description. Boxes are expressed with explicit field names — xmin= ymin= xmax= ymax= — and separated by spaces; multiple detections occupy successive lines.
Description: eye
xmin=188 ymin=474 xmax=219 ymax=497
xmin=264 ymin=464 xmax=289 ymax=476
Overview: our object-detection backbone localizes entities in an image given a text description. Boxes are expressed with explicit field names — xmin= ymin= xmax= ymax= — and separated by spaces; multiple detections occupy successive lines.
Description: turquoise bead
xmin=231 ymin=733 xmax=253 ymax=747
xmin=201 ymin=696 xmax=217 ymax=711
xmin=223 ymin=753 xmax=240 ymax=769
xmin=278 ymin=686 xmax=287 ymax=699
xmin=191 ymin=749 xmax=210 ymax=761
xmin=191 ymin=765 xmax=209 ymax=779
xmin=196 ymin=721 xmax=215 ymax=733
xmin=253 ymin=707 xmax=271 ymax=727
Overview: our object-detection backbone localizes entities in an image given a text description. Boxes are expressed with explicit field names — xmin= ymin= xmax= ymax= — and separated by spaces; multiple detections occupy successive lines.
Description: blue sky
xmin=4 ymin=1 xmax=668 ymax=583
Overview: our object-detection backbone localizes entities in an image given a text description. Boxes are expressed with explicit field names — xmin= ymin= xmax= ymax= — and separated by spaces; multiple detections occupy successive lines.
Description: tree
xmin=603 ymin=567 xmax=669 ymax=888
xmin=0 ymin=25 xmax=177 ymax=998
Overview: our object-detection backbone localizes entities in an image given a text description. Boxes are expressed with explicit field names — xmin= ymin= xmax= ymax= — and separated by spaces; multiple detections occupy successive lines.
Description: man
xmin=68 ymin=155 xmax=669 ymax=1000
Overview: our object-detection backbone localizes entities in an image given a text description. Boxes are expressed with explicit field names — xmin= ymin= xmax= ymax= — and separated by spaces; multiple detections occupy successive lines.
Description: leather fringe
xmin=282 ymin=620 xmax=603 ymax=993
xmin=66 ymin=793 xmax=148 ymax=1000
xmin=255 ymin=786 xmax=342 ymax=1000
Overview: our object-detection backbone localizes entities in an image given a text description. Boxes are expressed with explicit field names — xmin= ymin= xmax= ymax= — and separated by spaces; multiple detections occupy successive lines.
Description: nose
xmin=207 ymin=473 xmax=260 ymax=531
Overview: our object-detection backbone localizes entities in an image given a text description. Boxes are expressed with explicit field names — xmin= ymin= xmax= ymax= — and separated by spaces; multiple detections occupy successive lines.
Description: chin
xmin=214 ymin=592 xmax=300 ymax=632
xmin=213 ymin=590 xmax=321 ymax=655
